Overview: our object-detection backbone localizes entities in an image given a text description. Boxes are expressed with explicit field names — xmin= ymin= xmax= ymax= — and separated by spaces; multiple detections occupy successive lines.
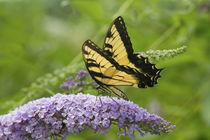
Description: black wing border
xmin=103 ymin=16 xmax=134 ymax=60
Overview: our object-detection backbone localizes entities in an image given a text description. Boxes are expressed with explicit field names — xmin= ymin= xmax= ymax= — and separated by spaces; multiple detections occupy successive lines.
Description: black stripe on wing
xmin=82 ymin=40 xmax=136 ymax=87
xmin=103 ymin=16 xmax=134 ymax=60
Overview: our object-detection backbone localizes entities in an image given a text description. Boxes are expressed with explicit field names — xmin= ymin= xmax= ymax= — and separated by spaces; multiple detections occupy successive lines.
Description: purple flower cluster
xmin=60 ymin=76 xmax=76 ymax=90
xmin=0 ymin=93 xmax=175 ymax=140
xmin=76 ymin=70 xmax=88 ymax=80
xmin=60 ymin=70 xmax=89 ymax=90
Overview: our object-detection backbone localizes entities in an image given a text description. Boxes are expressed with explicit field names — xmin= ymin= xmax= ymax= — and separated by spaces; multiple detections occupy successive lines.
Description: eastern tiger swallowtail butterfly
xmin=82 ymin=16 xmax=163 ymax=101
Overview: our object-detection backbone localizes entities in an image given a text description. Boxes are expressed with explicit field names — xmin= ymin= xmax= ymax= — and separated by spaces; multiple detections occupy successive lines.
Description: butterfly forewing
xmin=102 ymin=16 xmax=163 ymax=86
xmin=82 ymin=40 xmax=139 ymax=87
xmin=103 ymin=16 xmax=133 ymax=66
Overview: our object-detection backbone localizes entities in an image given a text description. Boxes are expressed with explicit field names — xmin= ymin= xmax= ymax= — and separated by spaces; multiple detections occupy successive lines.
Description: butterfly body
xmin=82 ymin=16 xmax=163 ymax=100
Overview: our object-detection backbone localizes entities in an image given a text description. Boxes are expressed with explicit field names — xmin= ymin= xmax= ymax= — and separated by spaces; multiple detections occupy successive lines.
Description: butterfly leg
xmin=95 ymin=95 xmax=103 ymax=106
xmin=108 ymin=86 xmax=129 ymax=101
xmin=96 ymin=85 xmax=116 ymax=103
xmin=97 ymin=84 xmax=129 ymax=101
xmin=96 ymin=85 xmax=111 ymax=96
xmin=100 ymin=85 xmax=122 ymax=104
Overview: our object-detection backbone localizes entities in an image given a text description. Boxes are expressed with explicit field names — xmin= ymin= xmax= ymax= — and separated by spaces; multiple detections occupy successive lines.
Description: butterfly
xmin=82 ymin=16 xmax=163 ymax=101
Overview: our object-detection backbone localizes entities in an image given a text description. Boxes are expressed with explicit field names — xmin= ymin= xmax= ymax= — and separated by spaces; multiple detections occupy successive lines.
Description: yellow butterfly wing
xmin=103 ymin=16 xmax=133 ymax=66
xmin=103 ymin=16 xmax=163 ymax=86
xmin=82 ymin=40 xmax=139 ymax=88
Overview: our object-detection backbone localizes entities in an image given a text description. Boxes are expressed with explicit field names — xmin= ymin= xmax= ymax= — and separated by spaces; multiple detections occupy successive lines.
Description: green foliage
xmin=1 ymin=0 xmax=210 ymax=139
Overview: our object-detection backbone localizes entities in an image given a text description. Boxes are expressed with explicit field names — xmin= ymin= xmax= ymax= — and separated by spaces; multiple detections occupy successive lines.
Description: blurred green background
xmin=0 ymin=0 xmax=210 ymax=139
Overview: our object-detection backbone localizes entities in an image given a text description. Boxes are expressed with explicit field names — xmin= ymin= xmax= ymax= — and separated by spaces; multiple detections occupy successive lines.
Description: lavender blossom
xmin=76 ymin=70 xmax=88 ymax=80
xmin=60 ymin=76 xmax=75 ymax=90
xmin=0 ymin=93 xmax=175 ymax=140
xmin=60 ymin=70 xmax=89 ymax=90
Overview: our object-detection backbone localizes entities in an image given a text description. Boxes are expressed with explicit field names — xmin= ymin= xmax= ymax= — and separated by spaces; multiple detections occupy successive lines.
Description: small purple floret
xmin=0 ymin=93 xmax=175 ymax=140
xmin=60 ymin=76 xmax=75 ymax=90
xmin=60 ymin=70 xmax=89 ymax=90
xmin=76 ymin=70 xmax=88 ymax=80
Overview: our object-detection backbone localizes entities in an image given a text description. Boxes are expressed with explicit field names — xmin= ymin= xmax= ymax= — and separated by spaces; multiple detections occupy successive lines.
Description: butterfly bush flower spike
xmin=139 ymin=46 xmax=187 ymax=62
xmin=0 ymin=93 xmax=175 ymax=140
